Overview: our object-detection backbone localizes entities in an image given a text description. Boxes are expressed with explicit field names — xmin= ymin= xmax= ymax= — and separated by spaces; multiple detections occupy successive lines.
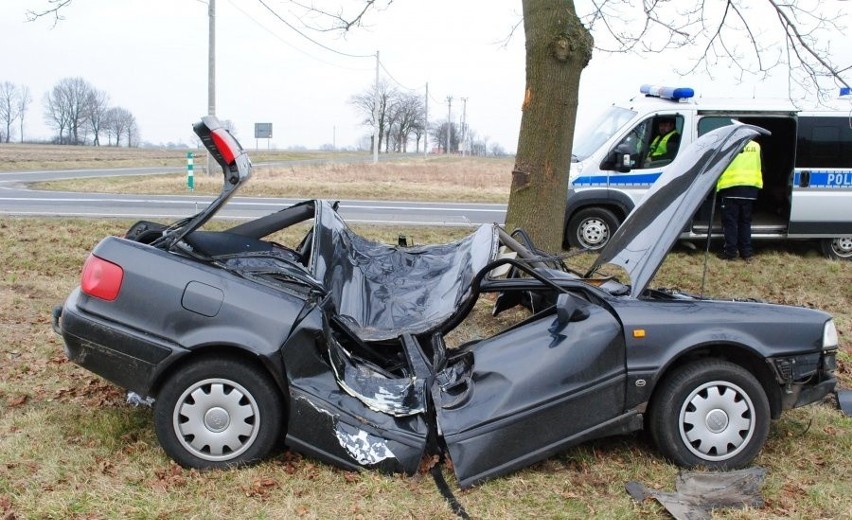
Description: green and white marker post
xmin=186 ymin=152 xmax=195 ymax=191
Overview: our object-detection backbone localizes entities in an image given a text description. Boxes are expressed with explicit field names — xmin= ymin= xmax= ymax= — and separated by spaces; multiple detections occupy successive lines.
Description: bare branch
xmin=769 ymin=0 xmax=850 ymax=89
xmin=580 ymin=0 xmax=850 ymax=99
xmin=286 ymin=0 xmax=393 ymax=32
xmin=25 ymin=0 xmax=73 ymax=27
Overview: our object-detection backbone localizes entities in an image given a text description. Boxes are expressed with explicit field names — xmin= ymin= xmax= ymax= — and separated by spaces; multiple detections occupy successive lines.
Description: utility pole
xmin=446 ymin=96 xmax=452 ymax=155
xmin=423 ymin=82 xmax=428 ymax=158
xmin=373 ymin=51 xmax=380 ymax=164
xmin=207 ymin=0 xmax=216 ymax=176
xmin=460 ymin=97 xmax=468 ymax=157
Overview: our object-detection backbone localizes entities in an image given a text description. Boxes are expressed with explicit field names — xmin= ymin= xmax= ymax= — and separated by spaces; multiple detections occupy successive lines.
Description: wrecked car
xmin=52 ymin=116 xmax=838 ymax=488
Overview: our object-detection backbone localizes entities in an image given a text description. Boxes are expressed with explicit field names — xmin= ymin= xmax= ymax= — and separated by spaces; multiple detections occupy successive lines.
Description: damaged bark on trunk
xmin=505 ymin=0 xmax=592 ymax=253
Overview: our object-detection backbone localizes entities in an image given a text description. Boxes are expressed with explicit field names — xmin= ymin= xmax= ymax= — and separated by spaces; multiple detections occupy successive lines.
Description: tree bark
xmin=505 ymin=0 xmax=592 ymax=253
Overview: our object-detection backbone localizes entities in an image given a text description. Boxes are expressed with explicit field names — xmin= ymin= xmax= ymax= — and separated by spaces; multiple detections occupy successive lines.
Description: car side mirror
xmin=556 ymin=293 xmax=590 ymax=326
xmin=612 ymin=144 xmax=634 ymax=172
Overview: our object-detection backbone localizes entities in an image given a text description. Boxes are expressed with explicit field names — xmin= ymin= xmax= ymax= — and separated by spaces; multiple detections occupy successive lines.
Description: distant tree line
xmin=350 ymin=82 xmax=505 ymax=156
xmin=0 ymin=77 xmax=139 ymax=146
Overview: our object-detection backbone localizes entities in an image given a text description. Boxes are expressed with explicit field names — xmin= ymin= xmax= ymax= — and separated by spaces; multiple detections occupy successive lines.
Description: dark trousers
xmin=720 ymin=197 xmax=754 ymax=259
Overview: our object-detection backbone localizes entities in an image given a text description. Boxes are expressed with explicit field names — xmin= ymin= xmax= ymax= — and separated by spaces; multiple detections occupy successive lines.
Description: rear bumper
xmin=52 ymin=292 xmax=186 ymax=396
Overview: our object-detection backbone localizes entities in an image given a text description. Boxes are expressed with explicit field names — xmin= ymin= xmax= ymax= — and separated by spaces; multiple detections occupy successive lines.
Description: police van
xmin=566 ymin=85 xmax=852 ymax=260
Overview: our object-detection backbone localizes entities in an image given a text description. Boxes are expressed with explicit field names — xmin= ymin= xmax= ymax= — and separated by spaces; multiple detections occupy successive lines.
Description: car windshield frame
xmin=572 ymin=106 xmax=637 ymax=161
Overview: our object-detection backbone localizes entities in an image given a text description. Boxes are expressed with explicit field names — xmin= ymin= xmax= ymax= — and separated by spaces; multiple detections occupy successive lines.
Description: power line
xmin=227 ymin=0 xmax=371 ymax=71
xmin=256 ymin=0 xmax=374 ymax=59
xmin=378 ymin=60 xmax=417 ymax=91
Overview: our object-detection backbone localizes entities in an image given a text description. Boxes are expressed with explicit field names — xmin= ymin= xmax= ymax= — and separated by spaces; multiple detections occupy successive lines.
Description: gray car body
xmin=54 ymin=118 xmax=836 ymax=488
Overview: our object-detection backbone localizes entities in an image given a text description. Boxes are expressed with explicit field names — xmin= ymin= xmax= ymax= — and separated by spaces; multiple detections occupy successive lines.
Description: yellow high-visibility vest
xmin=717 ymin=141 xmax=763 ymax=191
xmin=648 ymin=130 xmax=677 ymax=159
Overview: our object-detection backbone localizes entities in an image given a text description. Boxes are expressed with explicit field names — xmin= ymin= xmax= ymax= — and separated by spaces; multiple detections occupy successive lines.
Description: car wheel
xmin=648 ymin=360 xmax=770 ymax=469
xmin=820 ymin=237 xmax=852 ymax=261
xmin=566 ymin=208 xmax=619 ymax=250
xmin=154 ymin=357 xmax=285 ymax=469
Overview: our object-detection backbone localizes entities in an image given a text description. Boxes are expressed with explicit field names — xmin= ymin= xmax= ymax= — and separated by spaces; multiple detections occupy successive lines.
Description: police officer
xmin=647 ymin=116 xmax=680 ymax=164
xmin=717 ymin=140 xmax=763 ymax=261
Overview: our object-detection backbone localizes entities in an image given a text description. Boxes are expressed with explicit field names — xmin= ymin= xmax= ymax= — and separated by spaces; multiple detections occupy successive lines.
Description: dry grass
xmin=35 ymin=156 xmax=516 ymax=203
xmin=0 ymin=216 xmax=850 ymax=519
xmin=0 ymin=143 xmax=351 ymax=172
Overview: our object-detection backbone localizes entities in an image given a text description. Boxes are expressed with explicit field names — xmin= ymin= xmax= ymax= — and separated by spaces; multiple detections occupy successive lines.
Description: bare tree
xmin=84 ymin=88 xmax=109 ymax=146
xmin=17 ymin=85 xmax=32 ymax=143
xmin=430 ymin=121 xmax=459 ymax=154
xmin=350 ymin=80 xmax=396 ymax=153
xmin=388 ymin=92 xmax=424 ymax=153
xmin=125 ymin=115 xmax=139 ymax=147
xmin=104 ymin=106 xmax=135 ymax=146
xmin=44 ymin=77 xmax=95 ymax=144
xmin=0 ymin=82 xmax=21 ymax=143
xmin=43 ymin=87 xmax=69 ymax=144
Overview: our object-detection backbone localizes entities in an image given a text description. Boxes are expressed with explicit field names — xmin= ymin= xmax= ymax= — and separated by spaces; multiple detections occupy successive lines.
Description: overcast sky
xmin=1 ymin=0 xmax=849 ymax=152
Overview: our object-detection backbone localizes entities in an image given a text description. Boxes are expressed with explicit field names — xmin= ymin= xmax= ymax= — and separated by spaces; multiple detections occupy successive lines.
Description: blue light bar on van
xmin=640 ymin=84 xmax=695 ymax=101
xmin=840 ymin=87 xmax=852 ymax=97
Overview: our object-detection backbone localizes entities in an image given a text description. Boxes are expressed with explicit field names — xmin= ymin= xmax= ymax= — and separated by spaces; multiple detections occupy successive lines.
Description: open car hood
xmin=588 ymin=124 xmax=769 ymax=298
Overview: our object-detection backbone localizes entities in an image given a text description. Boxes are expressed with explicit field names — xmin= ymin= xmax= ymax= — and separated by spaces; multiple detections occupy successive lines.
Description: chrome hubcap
xmin=173 ymin=378 xmax=259 ymax=461
xmin=679 ymin=381 xmax=755 ymax=461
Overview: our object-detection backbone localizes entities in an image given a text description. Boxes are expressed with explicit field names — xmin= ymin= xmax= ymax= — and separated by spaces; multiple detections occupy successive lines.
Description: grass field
xmin=0 ymin=143 xmax=344 ymax=172
xmin=0 ymin=148 xmax=850 ymax=518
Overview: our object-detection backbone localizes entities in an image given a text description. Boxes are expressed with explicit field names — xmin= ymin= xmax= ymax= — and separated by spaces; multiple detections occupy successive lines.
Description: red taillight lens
xmin=211 ymin=128 xmax=237 ymax=165
xmin=81 ymin=254 xmax=124 ymax=301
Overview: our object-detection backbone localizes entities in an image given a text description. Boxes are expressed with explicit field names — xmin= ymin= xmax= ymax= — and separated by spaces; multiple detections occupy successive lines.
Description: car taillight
xmin=211 ymin=128 xmax=237 ymax=165
xmin=81 ymin=254 xmax=124 ymax=301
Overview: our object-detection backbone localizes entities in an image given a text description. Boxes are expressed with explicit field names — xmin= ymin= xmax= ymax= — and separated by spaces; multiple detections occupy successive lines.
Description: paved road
xmin=0 ymin=166 xmax=507 ymax=226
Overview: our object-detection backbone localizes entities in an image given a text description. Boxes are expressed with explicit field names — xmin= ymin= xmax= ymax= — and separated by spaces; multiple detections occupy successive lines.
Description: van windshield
xmin=573 ymin=106 xmax=636 ymax=162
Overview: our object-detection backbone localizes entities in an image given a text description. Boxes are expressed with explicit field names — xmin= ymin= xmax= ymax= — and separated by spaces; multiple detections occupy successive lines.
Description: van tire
xmin=566 ymin=208 xmax=619 ymax=250
xmin=820 ymin=237 xmax=852 ymax=260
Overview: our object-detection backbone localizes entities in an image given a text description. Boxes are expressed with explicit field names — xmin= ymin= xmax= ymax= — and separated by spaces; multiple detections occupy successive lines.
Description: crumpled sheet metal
xmin=311 ymin=202 xmax=499 ymax=341
xmin=626 ymin=467 xmax=766 ymax=520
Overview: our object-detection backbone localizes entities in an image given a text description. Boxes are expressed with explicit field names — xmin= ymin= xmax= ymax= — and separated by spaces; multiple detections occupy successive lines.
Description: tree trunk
xmin=505 ymin=0 xmax=592 ymax=253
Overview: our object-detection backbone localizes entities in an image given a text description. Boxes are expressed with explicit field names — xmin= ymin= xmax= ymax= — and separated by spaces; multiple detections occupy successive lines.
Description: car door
xmin=434 ymin=292 xmax=627 ymax=488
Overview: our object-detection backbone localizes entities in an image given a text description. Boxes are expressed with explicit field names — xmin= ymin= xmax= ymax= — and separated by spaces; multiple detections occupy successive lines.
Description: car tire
xmin=566 ymin=208 xmax=619 ymax=250
xmin=820 ymin=237 xmax=852 ymax=261
xmin=154 ymin=356 xmax=285 ymax=469
xmin=648 ymin=360 xmax=770 ymax=469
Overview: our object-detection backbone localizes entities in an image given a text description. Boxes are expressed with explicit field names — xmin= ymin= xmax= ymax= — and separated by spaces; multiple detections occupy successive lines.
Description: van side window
xmin=698 ymin=117 xmax=735 ymax=136
xmin=796 ymin=117 xmax=852 ymax=168
xmin=608 ymin=115 xmax=684 ymax=170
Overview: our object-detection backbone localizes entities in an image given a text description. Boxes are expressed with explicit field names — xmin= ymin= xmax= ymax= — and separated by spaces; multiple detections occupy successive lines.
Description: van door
xmin=691 ymin=114 xmax=797 ymax=237
xmin=790 ymin=116 xmax=852 ymax=243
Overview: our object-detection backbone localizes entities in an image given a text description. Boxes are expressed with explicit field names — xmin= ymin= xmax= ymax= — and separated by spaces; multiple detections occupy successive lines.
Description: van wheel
xmin=820 ymin=237 xmax=852 ymax=260
xmin=566 ymin=208 xmax=619 ymax=250
xmin=154 ymin=357 xmax=285 ymax=469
